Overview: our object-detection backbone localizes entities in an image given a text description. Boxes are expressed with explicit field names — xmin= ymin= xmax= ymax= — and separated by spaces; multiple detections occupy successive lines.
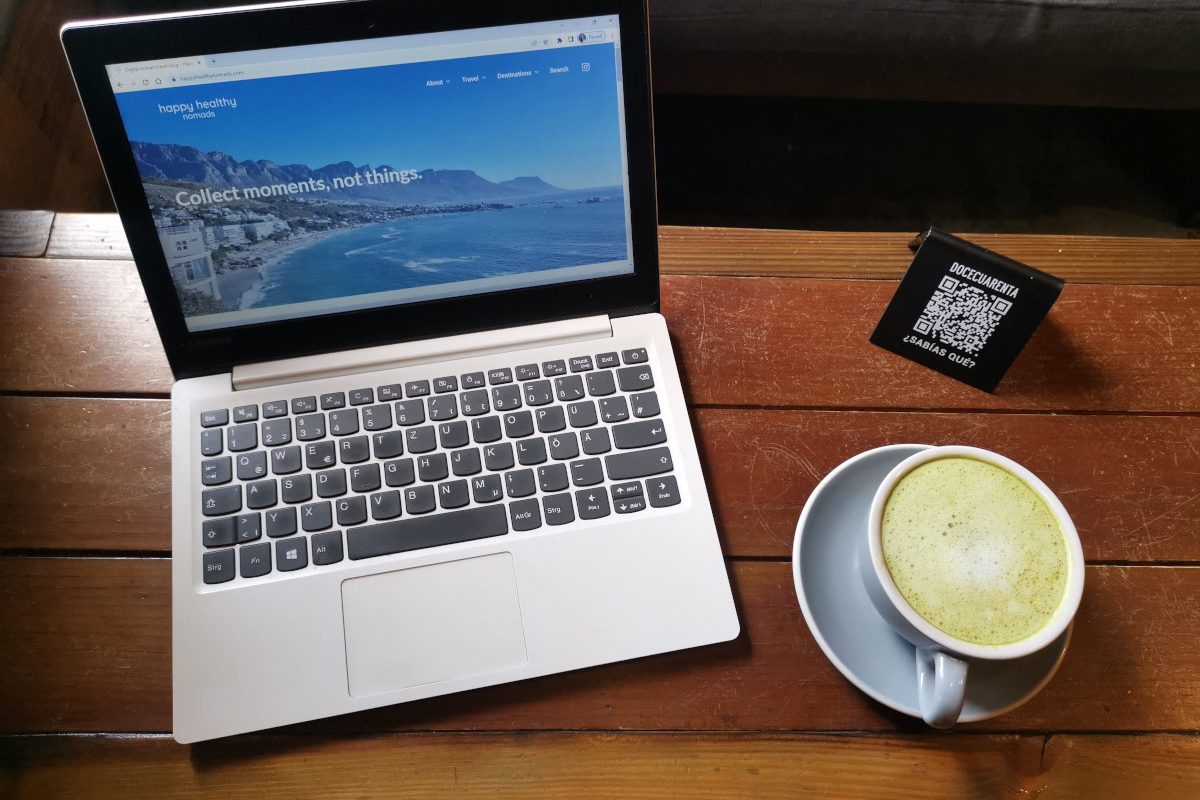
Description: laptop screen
xmin=105 ymin=17 xmax=632 ymax=333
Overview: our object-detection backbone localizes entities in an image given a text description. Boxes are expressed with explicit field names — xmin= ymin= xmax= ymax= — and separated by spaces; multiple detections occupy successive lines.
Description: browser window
xmin=107 ymin=17 xmax=632 ymax=332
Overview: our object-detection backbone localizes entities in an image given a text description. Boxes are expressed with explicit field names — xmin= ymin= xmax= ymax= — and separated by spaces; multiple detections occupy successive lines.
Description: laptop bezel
xmin=62 ymin=0 xmax=658 ymax=379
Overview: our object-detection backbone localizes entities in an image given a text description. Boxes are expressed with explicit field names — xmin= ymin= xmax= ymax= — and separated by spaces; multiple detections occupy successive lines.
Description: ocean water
xmin=249 ymin=188 xmax=628 ymax=309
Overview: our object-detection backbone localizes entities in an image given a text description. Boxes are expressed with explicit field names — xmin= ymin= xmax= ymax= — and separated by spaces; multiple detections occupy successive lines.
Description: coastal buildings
xmin=156 ymin=222 xmax=220 ymax=300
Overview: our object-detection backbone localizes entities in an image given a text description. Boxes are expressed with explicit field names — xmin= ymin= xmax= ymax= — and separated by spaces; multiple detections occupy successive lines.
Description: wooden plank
xmin=1 ymin=558 xmax=1196 ymax=734
xmin=3 ymin=398 xmax=1196 ymax=563
xmin=3 ymin=732 xmax=1198 ymax=799
xmin=41 ymin=214 xmax=1200 ymax=285
xmin=4 ymin=258 xmax=1198 ymax=412
xmin=0 ymin=211 xmax=53 ymax=257
xmin=660 ymin=226 xmax=1200 ymax=285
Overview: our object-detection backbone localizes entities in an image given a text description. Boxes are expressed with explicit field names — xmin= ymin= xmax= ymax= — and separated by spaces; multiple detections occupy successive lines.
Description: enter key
xmin=612 ymin=417 xmax=667 ymax=449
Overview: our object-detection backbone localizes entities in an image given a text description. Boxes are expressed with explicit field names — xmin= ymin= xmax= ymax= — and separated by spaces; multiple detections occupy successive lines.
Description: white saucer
xmin=791 ymin=444 xmax=1071 ymax=723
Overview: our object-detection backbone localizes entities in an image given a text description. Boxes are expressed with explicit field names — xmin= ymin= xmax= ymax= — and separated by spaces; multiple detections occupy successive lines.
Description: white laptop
xmin=62 ymin=0 xmax=737 ymax=742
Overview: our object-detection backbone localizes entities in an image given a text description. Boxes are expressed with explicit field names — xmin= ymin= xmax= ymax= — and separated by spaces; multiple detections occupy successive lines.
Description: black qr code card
xmin=870 ymin=228 xmax=1064 ymax=392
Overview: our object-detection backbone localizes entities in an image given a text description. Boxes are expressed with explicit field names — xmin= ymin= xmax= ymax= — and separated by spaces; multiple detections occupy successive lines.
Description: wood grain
xmin=2 ymin=397 xmax=1196 ymax=562
xmin=3 ymin=257 xmax=1198 ymax=413
xmin=36 ymin=213 xmax=1200 ymax=285
xmin=2 ymin=558 xmax=1197 ymax=734
xmin=2 ymin=732 xmax=1197 ymax=799
xmin=0 ymin=211 xmax=53 ymax=257
xmin=659 ymin=226 xmax=1200 ymax=284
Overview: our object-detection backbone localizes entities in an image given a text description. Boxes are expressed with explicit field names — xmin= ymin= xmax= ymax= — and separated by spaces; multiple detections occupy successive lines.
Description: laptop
xmin=62 ymin=0 xmax=738 ymax=742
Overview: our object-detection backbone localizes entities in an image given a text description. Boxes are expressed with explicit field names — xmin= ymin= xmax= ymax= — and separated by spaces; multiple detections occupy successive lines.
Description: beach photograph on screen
xmin=113 ymin=42 xmax=630 ymax=328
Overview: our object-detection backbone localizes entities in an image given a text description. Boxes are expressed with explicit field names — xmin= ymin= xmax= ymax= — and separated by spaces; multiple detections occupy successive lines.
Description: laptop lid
xmin=62 ymin=0 xmax=658 ymax=379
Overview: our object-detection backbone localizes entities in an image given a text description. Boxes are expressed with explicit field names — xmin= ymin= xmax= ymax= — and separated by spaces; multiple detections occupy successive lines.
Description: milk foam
xmin=881 ymin=457 xmax=1068 ymax=646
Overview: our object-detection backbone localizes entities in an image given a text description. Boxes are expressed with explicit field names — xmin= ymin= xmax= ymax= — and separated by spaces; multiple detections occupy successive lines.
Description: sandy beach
xmin=222 ymin=226 xmax=366 ymax=310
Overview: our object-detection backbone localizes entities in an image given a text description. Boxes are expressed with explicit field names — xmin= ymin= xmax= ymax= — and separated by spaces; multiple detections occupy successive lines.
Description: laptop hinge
xmin=231 ymin=315 xmax=614 ymax=391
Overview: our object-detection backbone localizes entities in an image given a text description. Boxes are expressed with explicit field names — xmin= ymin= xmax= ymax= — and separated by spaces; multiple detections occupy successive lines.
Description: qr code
xmin=913 ymin=276 xmax=1013 ymax=354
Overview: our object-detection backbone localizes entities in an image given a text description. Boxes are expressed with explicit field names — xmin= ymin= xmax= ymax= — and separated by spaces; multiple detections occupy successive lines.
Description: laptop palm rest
xmin=341 ymin=553 xmax=528 ymax=698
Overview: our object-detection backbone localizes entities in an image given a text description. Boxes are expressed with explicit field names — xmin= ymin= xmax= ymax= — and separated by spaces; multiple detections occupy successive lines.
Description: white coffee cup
xmin=858 ymin=445 xmax=1085 ymax=728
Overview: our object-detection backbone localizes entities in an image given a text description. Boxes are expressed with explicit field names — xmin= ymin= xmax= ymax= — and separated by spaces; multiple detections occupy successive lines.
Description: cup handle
xmin=915 ymin=647 xmax=969 ymax=728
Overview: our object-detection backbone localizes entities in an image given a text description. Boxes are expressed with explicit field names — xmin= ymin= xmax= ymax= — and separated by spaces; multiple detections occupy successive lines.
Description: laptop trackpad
xmin=341 ymin=553 xmax=527 ymax=698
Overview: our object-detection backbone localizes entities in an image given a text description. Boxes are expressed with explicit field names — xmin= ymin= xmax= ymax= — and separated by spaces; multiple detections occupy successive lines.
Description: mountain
xmin=130 ymin=141 xmax=565 ymax=206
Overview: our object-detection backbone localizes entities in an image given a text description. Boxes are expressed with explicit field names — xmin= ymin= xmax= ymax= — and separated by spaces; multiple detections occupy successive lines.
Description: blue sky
xmin=115 ymin=43 xmax=624 ymax=189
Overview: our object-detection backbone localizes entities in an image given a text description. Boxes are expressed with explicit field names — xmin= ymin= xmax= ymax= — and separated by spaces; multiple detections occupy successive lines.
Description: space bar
xmin=346 ymin=506 xmax=509 ymax=560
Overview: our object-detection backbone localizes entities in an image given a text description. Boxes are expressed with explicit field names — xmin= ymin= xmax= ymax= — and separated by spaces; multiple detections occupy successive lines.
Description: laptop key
xmin=377 ymin=385 xmax=402 ymax=401
xmin=228 ymin=423 xmax=257 ymax=452
xmin=200 ymin=409 xmax=228 ymax=427
xmin=428 ymin=395 xmax=458 ymax=421
xmin=599 ymin=396 xmax=629 ymax=423
xmin=621 ymin=348 xmax=648 ymax=365
xmin=575 ymin=489 xmax=610 ymax=520
xmin=433 ymin=376 xmax=458 ymax=393
xmin=301 ymin=501 xmax=332 ymax=531
xmin=516 ymin=437 xmax=547 ymax=465
xmin=549 ymin=432 xmax=579 ymax=460
xmin=312 ymin=531 xmax=344 ymax=566
xmin=276 ymin=537 xmax=308 ymax=571
xmin=291 ymin=396 xmax=317 ymax=414
xmin=568 ymin=401 xmax=597 ymax=428
xmin=405 ymin=380 xmax=430 ymax=397
xmin=509 ymin=498 xmax=542 ymax=531
xmin=542 ymin=493 xmax=575 ymax=526
xmin=524 ymin=380 xmax=553 ymax=406
xmin=605 ymin=447 xmax=674 ymax=480
xmin=438 ymin=479 xmax=469 ymax=509
xmin=505 ymin=468 xmax=536 ymax=497
xmin=236 ymin=451 xmax=267 ymax=481
xmin=384 ymin=458 xmax=416 ymax=487
xmin=336 ymin=496 xmax=367 ymax=527
xmin=585 ymin=371 xmax=616 ymax=397
xmin=338 ymin=435 xmax=370 ymax=463
xmin=596 ymin=352 xmax=620 ymax=368
xmin=295 ymin=413 xmax=326 ymax=441
xmin=240 ymin=542 xmax=271 ymax=578
xmin=262 ymin=401 xmax=288 ymax=418
xmin=232 ymin=404 xmax=258 ymax=423
xmin=536 ymin=406 xmax=566 ymax=433
xmin=406 ymin=426 xmax=436 ymax=453
xmin=370 ymin=490 xmax=402 ymax=520
xmin=262 ymin=418 xmax=292 ymax=446
xmin=462 ymin=371 xmax=486 ymax=389
xmin=270 ymin=445 xmax=302 ymax=475
xmin=488 ymin=367 xmax=513 ymax=385
xmin=404 ymin=485 xmax=436 ymax=514
xmin=515 ymin=364 xmax=540 ymax=380
xmin=617 ymin=366 xmax=654 ymax=392
xmin=472 ymin=415 xmax=502 ymax=443
xmin=362 ymin=404 xmax=392 ymax=431
xmin=611 ymin=481 xmax=643 ymax=500
xmin=472 ymin=474 xmax=503 ymax=503
xmin=417 ymin=453 xmax=448 ymax=482
xmin=202 ymin=485 xmax=241 ymax=517
xmin=569 ymin=356 xmax=593 ymax=373
xmin=614 ymin=496 xmax=647 ymax=514
xmin=484 ymin=442 xmax=514 ymax=471
xmin=305 ymin=441 xmax=336 ymax=470
xmin=581 ymin=428 xmax=612 ymax=455
xmin=203 ymin=549 xmax=235 ymax=584
xmin=612 ymin=418 xmax=668 ymax=450
xmin=555 ymin=375 xmax=585 ymax=401
xmin=349 ymin=388 xmax=373 ymax=406
xmin=492 ymin=384 xmax=521 ymax=411
xmin=350 ymin=463 xmax=381 ymax=493
xmin=631 ymin=392 xmax=660 ymax=418
xmin=202 ymin=457 xmax=232 ymax=486
xmin=246 ymin=479 xmax=277 ymax=509
xmin=281 ymin=474 xmax=313 ymax=504
xmin=320 ymin=392 xmax=346 ymax=410
xmin=460 ymin=389 xmax=490 ymax=416
xmin=346 ymin=504 xmax=508 ymax=560
xmin=394 ymin=400 xmax=426 ymax=425
xmin=200 ymin=428 xmax=222 ymax=456
xmin=236 ymin=513 xmax=261 ymax=543
xmin=265 ymin=507 xmax=297 ymax=537
xmin=372 ymin=430 xmax=404 ymax=459
xmin=542 ymin=360 xmax=567 ymax=377
xmin=202 ymin=517 xmax=235 ymax=547
xmin=451 ymin=447 xmax=482 ymax=476
xmin=503 ymin=410 xmax=535 ymax=438
xmin=647 ymin=475 xmax=682 ymax=508
xmin=315 ymin=468 xmax=347 ymax=498
xmin=329 ymin=409 xmax=359 ymax=436
xmin=570 ymin=458 xmax=604 ymax=487
xmin=538 ymin=463 xmax=569 ymax=492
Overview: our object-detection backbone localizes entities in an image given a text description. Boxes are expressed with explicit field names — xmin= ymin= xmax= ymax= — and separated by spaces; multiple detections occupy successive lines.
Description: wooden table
xmin=1 ymin=212 xmax=1198 ymax=798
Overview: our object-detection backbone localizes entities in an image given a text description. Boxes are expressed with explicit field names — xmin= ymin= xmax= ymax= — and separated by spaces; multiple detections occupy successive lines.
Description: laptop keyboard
xmin=197 ymin=348 xmax=682 ymax=585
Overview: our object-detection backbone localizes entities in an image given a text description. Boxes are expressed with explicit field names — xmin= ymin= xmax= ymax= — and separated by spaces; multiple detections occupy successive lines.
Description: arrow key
xmin=647 ymin=475 xmax=681 ymax=508
xmin=575 ymin=489 xmax=610 ymax=520
xmin=614 ymin=497 xmax=647 ymax=514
